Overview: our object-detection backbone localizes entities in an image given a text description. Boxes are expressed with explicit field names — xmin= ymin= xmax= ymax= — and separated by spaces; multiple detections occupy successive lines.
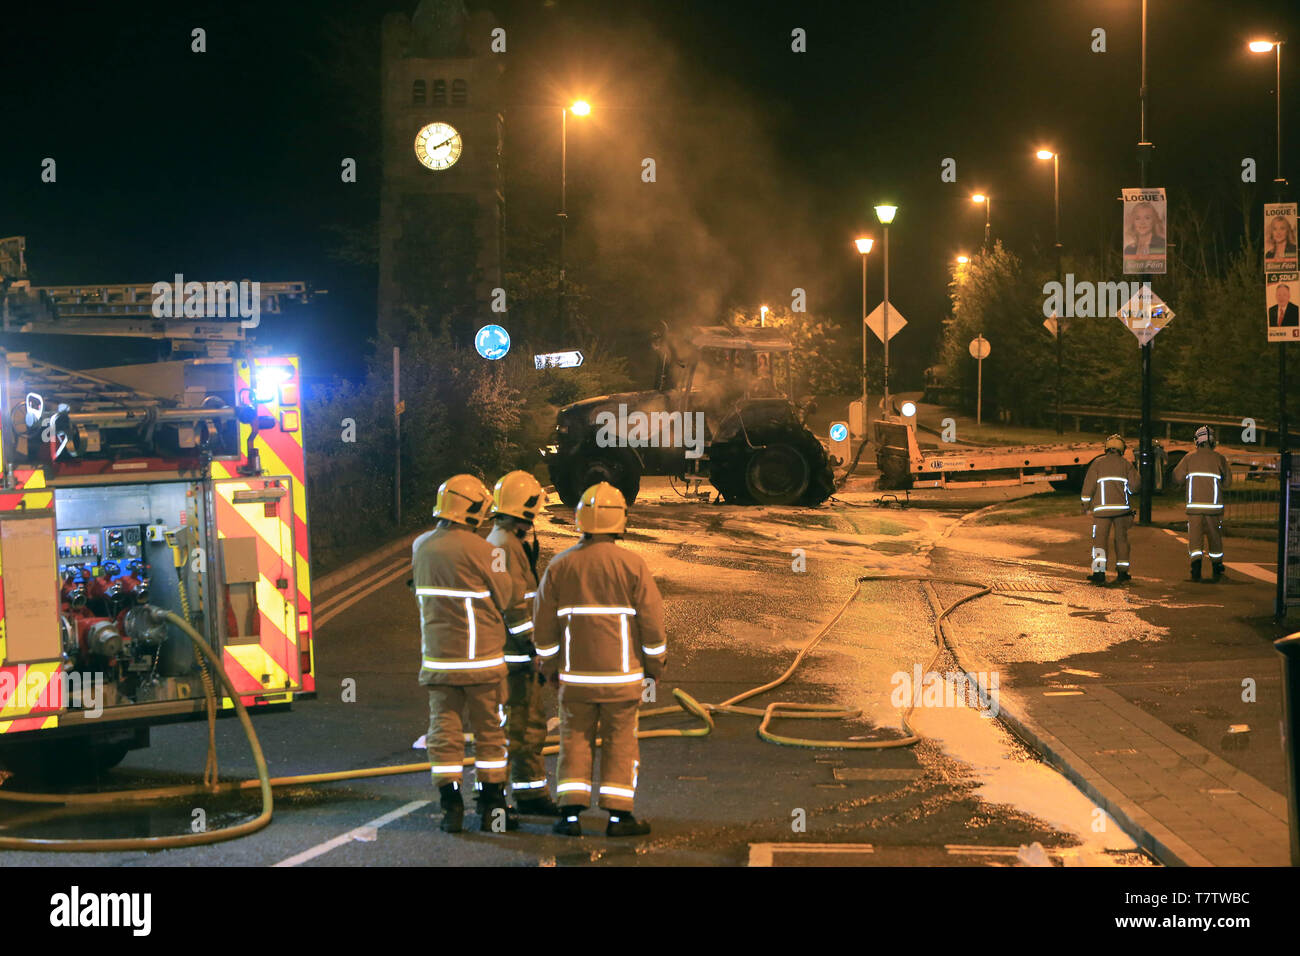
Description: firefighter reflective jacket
xmin=413 ymin=524 xmax=511 ymax=686
xmin=1172 ymin=447 xmax=1232 ymax=514
xmin=485 ymin=523 xmax=540 ymax=670
xmin=1081 ymin=453 xmax=1141 ymax=516
xmin=532 ymin=538 xmax=667 ymax=703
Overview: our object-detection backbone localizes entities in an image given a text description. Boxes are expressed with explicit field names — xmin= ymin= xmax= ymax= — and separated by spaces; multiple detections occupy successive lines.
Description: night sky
xmin=3 ymin=0 xmax=1297 ymax=383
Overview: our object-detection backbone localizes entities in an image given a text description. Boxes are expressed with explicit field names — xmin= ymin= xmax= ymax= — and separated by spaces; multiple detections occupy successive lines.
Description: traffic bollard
xmin=1277 ymin=632 xmax=1300 ymax=867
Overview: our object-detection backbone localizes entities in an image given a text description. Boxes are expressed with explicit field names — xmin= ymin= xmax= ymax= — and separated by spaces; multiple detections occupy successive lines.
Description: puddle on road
xmin=907 ymin=680 xmax=1148 ymax=866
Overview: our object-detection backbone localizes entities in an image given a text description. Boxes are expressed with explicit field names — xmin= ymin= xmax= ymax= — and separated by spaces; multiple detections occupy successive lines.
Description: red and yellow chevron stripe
xmin=209 ymin=356 xmax=314 ymax=701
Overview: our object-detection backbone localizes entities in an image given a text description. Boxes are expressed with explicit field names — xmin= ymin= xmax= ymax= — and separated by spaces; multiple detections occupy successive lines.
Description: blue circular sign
xmin=475 ymin=324 xmax=511 ymax=360
xmin=829 ymin=423 xmax=848 ymax=442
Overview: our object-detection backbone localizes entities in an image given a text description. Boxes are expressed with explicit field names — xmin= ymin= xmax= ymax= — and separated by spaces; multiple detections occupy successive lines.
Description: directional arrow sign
xmin=865 ymin=301 xmax=907 ymax=342
xmin=534 ymin=350 xmax=585 ymax=370
xmin=1042 ymin=314 xmax=1063 ymax=338
xmin=1115 ymin=287 xmax=1174 ymax=346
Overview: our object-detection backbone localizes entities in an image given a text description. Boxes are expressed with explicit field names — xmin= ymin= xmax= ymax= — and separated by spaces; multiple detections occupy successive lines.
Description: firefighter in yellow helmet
xmin=485 ymin=469 xmax=560 ymax=816
xmin=1080 ymin=434 xmax=1141 ymax=585
xmin=1172 ymin=425 xmax=1232 ymax=581
xmin=414 ymin=474 xmax=516 ymax=833
xmin=532 ymin=482 xmax=668 ymax=837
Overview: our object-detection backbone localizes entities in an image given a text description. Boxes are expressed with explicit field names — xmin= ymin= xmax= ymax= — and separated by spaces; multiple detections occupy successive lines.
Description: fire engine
xmin=0 ymin=236 xmax=318 ymax=778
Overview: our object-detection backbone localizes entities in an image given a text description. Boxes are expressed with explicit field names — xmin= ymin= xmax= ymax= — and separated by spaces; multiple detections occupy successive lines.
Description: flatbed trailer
xmin=872 ymin=416 xmax=1279 ymax=491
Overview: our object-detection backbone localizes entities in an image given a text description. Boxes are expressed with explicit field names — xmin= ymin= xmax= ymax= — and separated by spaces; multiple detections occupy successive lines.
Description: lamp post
xmin=1249 ymin=37 xmax=1291 ymax=619
xmin=874 ymin=204 xmax=898 ymax=415
xmin=971 ymin=194 xmax=990 ymax=249
xmin=558 ymin=100 xmax=591 ymax=335
xmin=1037 ymin=148 xmax=1064 ymax=434
xmin=854 ymin=237 xmax=874 ymax=423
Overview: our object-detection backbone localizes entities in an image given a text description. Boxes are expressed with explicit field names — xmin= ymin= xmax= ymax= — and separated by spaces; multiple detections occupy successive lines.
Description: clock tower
xmin=379 ymin=0 xmax=504 ymax=341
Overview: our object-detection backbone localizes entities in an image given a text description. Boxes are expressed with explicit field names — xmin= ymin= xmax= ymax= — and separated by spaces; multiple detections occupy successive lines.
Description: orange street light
xmin=1249 ymin=39 xmax=1277 ymax=53
xmin=569 ymin=100 xmax=592 ymax=115
xmin=956 ymin=255 xmax=970 ymax=265
xmin=854 ymin=236 xmax=874 ymax=254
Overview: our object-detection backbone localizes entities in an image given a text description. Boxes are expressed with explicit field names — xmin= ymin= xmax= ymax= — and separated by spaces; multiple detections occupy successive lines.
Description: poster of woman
xmin=1122 ymin=188 xmax=1167 ymax=275
xmin=1263 ymin=203 xmax=1298 ymax=274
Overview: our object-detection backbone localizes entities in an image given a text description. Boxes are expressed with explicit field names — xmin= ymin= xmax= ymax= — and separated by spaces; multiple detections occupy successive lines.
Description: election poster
xmin=1122 ymin=188 xmax=1167 ymax=275
xmin=1267 ymin=272 xmax=1300 ymax=342
xmin=1264 ymin=202 xmax=1298 ymax=274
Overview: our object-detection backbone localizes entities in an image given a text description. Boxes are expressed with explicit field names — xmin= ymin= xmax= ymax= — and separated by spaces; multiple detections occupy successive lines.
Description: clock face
xmin=414 ymin=122 xmax=463 ymax=170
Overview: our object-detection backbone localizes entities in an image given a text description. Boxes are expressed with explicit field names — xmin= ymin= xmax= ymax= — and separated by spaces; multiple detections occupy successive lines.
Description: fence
xmin=1224 ymin=470 xmax=1281 ymax=527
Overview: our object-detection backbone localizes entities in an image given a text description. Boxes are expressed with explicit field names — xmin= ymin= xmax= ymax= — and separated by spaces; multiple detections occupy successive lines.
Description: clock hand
xmin=431 ymin=135 xmax=456 ymax=151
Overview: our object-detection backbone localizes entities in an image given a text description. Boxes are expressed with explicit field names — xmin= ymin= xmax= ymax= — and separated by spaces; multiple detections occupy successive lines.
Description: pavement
xmin=935 ymin=497 xmax=1294 ymax=866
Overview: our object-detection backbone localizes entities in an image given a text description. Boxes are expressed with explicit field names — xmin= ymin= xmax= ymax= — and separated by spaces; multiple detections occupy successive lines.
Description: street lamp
xmin=760 ymin=304 xmax=769 ymax=327
xmin=971 ymin=193 xmax=990 ymax=248
xmin=559 ymin=100 xmax=591 ymax=334
xmin=955 ymin=255 xmax=970 ymax=265
xmin=1036 ymin=148 xmax=1064 ymax=434
xmin=853 ymin=236 xmax=874 ymax=424
xmin=873 ymin=204 xmax=897 ymax=414
xmin=1248 ymin=37 xmax=1291 ymax=620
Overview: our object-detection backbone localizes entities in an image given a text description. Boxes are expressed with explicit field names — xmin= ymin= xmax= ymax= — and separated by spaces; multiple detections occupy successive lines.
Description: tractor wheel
xmin=558 ymin=450 xmax=642 ymax=507
xmin=711 ymin=425 xmax=835 ymax=506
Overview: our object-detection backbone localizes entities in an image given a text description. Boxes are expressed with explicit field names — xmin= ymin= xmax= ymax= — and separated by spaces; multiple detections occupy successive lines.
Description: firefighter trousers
xmin=556 ymin=695 xmax=640 ymax=813
xmin=506 ymin=670 xmax=550 ymax=796
xmin=427 ymin=683 xmax=508 ymax=788
xmin=1090 ymin=514 xmax=1133 ymax=571
xmin=1187 ymin=513 xmax=1224 ymax=562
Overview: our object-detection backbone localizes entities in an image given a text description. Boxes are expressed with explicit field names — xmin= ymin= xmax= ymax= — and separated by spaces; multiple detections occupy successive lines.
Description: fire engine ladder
xmin=0 ymin=277 xmax=317 ymax=357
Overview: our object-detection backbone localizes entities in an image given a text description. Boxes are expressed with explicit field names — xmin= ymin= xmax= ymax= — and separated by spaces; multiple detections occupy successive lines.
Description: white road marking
xmin=315 ymin=557 xmax=409 ymax=615
xmin=315 ymin=561 xmax=412 ymax=627
xmin=274 ymin=799 xmax=431 ymax=867
xmin=1160 ymin=528 xmax=1275 ymax=583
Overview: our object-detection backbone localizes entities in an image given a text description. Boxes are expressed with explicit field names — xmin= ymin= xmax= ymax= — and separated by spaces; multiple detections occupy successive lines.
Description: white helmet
xmin=1195 ymin=425 xmax=1214 ymax=447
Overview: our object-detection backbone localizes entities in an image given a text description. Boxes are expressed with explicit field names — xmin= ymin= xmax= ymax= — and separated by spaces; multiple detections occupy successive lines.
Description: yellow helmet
xmin=1104 ymin=434 xmax=1126 ymax=453
xmin=432 ymin=474 xmax=493 ymax=529
xmin=575 ymin=482 xmax=627 ymax=535
xmin=492 ymin=470 xmax=545 ymax=522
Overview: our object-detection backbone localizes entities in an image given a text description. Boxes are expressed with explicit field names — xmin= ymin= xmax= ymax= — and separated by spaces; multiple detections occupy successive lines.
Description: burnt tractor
xmin=542 ymin=323 xmax=834 ymax=507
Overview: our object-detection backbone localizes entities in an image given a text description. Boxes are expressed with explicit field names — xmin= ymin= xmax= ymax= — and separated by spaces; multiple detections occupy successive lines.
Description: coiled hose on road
xmin=0 ymin=577 xmax=993 ymax=851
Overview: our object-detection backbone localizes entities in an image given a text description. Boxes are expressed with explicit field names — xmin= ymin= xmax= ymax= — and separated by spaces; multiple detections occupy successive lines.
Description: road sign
xmin=534 ymin=349 xmax=585 ymax=369
xmin=829 ymin=421 xmax=851 ymax=468
xmin=865 ymin=301 xmax=907 ymax=342
xmin=968 ymin=335 xmax=990 ymax=359
xmin=475 ymin=324 xmax=511 ymax=360
xmin=1115 ymin=288 xmax=1174 ymax=346
xmin=1043 ymin=315 xmax=1062 ymax=338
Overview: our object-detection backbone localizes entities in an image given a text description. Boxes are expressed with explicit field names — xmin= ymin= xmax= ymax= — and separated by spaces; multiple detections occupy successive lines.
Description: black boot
xmin=1087 ymin=571 xmax=1107 ymax=586
xmin=1190 ymin=558 xmax=1202 ymax=581
xmin=1212 ymin=561 xmax=1225 ymax=581
xmin=605 ymin=812 xmax=651 ymax=837
xmin=475 ymin=783 xmax=519 ymax=832
xmin=438 ymin=783 xmax=464 ymax=834
xmin=1115 ymin=568 xmax=1131 ymax=584
xmin=516 ymin=792 xmax=562 ymax=817
xmin=552 ymin=806 xmax=583 ymax=836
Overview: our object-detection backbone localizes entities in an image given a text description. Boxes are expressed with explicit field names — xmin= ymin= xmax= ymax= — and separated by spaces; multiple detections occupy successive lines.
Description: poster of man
xmin=1266 ymin=272 xmax=1300 ymax=342
xmin=1264 ymin=202 xmax=1298 ymax=274
xmin=1122 ymin=188 xmax=1168 ymax=275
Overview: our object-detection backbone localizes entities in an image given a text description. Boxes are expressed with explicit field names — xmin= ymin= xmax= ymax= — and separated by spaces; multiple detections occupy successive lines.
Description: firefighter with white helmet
xmin=1080 ymin=434 xmax=1141 ymax=585
xmin=1172 ymin=425 xmax=1232 ymax=581
xmin=532 ymin=482 xmax=668 ymax=837
xmin=485 ymin=469 xmax=560 ymax=816
xmin=414 ymin=474 xmax=516 ymax=833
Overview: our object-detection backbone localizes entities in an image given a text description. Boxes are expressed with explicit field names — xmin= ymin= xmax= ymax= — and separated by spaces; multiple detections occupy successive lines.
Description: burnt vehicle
xmin=541 ymin=323 xmax=834 ymax=507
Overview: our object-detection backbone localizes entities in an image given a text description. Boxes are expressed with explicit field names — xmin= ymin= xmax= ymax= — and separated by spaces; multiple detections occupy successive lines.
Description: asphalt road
xmin=0 ymin=481 xmax=1154 ymax=867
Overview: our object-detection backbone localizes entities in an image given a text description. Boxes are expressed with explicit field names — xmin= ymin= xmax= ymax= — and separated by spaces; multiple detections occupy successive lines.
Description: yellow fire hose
xmin=0 ymin=577 xmax=992 ymax=850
